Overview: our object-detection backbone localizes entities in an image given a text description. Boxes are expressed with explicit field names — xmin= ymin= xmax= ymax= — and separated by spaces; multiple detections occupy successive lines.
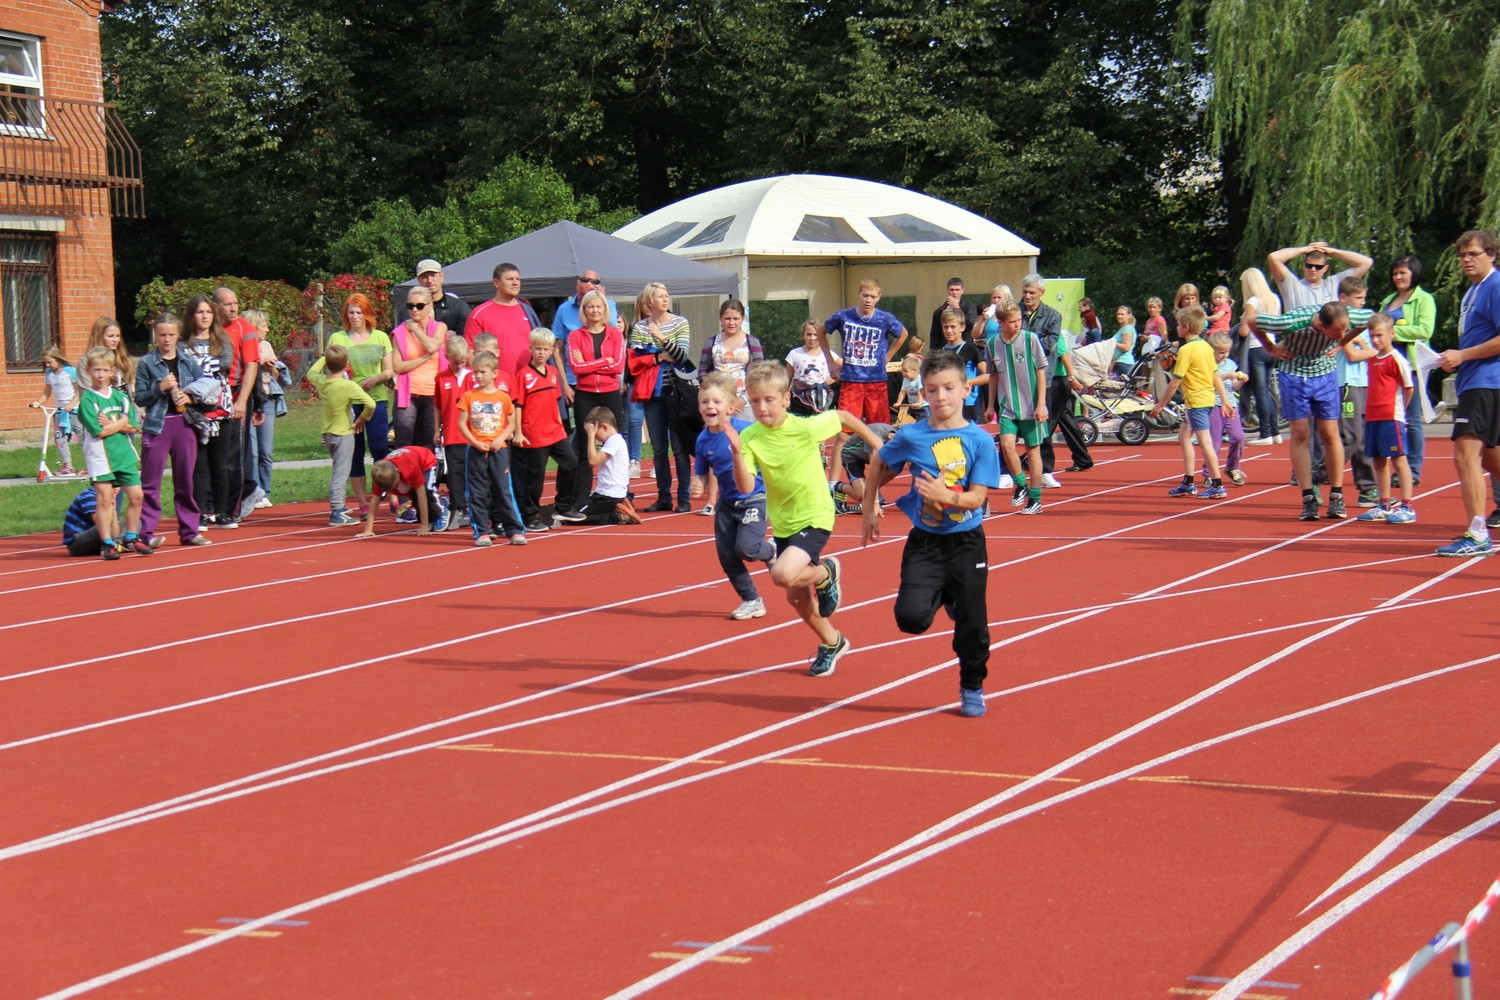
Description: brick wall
xmin=0 ymin=0 xmax=116 ymax=438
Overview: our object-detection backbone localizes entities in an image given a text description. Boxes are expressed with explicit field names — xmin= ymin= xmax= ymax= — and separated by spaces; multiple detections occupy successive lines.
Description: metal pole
xmin=1452 ymin=938 xmax=1472 ymax=1000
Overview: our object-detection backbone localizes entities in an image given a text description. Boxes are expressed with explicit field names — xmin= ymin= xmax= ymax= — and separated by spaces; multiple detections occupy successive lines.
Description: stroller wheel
xmin=1118 ymin=416 xmax=1150 ymax=446
xmin=1077 ymin=418 xmax=1098 ymax=447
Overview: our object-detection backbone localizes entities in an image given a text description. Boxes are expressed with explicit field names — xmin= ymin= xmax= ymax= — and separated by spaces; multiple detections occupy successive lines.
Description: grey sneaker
xmin=731 ymin=597 xmax=766 ymax=620
xmin=237 ymin=486 xmax=267 ymax=520
xmin=1326 ymin=492 xmax=1347 ymax=520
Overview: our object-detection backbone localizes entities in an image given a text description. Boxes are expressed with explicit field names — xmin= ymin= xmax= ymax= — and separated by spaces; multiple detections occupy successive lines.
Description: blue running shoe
xmin=1356 ymin=505 xmax=1389 ymax=522
xmin=809 ymin=633 xmax=849 ymax=677
xmin=815 ymin=555 xmax=841 ymax=618
xmin=1436 ymin=532 xmax=1492 ymax=557
xmin=959 ymin=688 xmax=987 ymax=718
xmin=1385 ymin=505 xmax=1417 ymax=524
xmin=433 ymin=496 xmax=451 ymax=532
xmin=1196 ymin=484 xmax=1227 ymax=499
xmin=1168 ymin=481 xmax=1196 ymax=497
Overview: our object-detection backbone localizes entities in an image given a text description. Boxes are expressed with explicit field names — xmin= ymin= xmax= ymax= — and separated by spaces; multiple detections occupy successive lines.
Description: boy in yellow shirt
xmin=1151 ymin=306 xmax=1233 ymax=499
xmin=307 ymin=345 xmax=375 ymax=525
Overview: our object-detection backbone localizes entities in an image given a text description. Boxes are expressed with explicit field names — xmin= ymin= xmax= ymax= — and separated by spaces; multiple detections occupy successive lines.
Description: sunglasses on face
xmin=1304 ymin=262 xmax=1327 ymax=271
xmin=578 ymin=276 xmax=602 ymax=285
xmin=406 ymin=302 xmax=428 ymax=309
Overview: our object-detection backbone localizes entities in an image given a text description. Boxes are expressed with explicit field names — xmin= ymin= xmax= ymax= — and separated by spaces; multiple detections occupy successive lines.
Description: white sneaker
xmin=254 ymin=496 xmax=273 ymax=509
xmin=628 ymin=460 xmax=642 ymax=478
xmin=998 ymin=473 xmax=1014 ymax=489
xmin=1042 ymin=473 xmax=1062 ymax=488
xmin=730 ymin=597 xmax=766 ymax=620
xmin=1249 ymin=436 xmax=1277 ymax=446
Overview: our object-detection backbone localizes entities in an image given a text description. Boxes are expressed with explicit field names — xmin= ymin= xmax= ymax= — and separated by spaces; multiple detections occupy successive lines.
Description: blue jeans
xmin=644 ymin=396 xmax=691 ymax=504
xmin=1246 ymin=347 xmax=1280 ymax=433
xmin=351 ymin=400 xmax=390 ymax=479
xmin=245 ymin=400 xmax=276 ymax=493
xmin=625 ymin=397 xmax=644 ymax=462
xmin=1405 ymin=382 xmax=1425 ymax=482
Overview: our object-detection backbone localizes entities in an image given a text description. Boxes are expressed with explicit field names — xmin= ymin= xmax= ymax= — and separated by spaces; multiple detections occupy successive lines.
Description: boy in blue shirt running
xmin=860 ymin=351 xmax=1001 ymax=717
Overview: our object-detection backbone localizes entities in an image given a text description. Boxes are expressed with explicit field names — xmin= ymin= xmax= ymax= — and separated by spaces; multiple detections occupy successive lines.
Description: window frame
xmin=1 ymin=231 xmax=60 ymax=372
xmin=0 ymin=30 xmax=45 ymax=136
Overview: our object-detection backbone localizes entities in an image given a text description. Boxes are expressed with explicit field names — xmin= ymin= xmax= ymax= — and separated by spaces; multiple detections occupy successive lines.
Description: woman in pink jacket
xmin=569 ymin=289 xmax=626 ymax=504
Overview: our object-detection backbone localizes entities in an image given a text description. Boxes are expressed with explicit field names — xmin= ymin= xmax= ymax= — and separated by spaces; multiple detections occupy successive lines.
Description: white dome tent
xmin=613 ymin=174 xmax=1040 ymax=352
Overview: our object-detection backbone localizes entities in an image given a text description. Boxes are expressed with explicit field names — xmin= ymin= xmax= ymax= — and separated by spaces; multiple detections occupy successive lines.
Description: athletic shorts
xmin=93 ymin=468 xmax=141 ymax=487
xmin=998 ymin=416 xmax=1044 ymax=448
xmin=1280 ymin=371 xmax=1341 ymax=423
xmin=1364 ymin=419 xmax=1408 ymax=458
xmin=1187 ymin=406 xmax=1212 ymax=431
xmin=1451 ymin=388 xmax=1500 ymax=447
xmin=774 ymin=525 xmax=831 ymax=565
xmin=838 ymin=380 xmax=889 ymax=425
xmin=844 ymin=454 xmax=869 ymax=481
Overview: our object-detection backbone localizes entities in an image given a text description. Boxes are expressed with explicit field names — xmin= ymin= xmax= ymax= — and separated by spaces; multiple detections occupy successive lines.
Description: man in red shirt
xmin=214 ymin=286 xmax=265 ymax=519
xmin=465 ymin=262 xmax=541 ymax=388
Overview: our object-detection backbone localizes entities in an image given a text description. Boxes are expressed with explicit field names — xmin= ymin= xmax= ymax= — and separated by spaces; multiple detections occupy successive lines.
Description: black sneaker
xmin=1010 ymin=482 xmax=1027 ymax=507
xmin=1326 ymin=493 xmax=1347 ymax=520
xmin=523 ymin=518 xmax=551 ymax=533
xmin=1487 ymin=509 xmax=1500 ymax=530
xmin=815 ymin=555 xmax=841 ymax=619
xmin=1299 ymin=497 xmax=1320 ymax=521
xmin=101 ymin=545 xmax=121 ymax=561
xmin=645 ymin=498 xmax=673 ymax=512
xmin=553 ymin=510 xmax=586 ymax=523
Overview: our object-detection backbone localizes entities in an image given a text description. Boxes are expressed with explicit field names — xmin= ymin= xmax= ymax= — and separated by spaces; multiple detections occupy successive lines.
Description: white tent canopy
xmin=614 ymin=174 xmax=1039 ymax=260
xmin=612 ymin=175 xmax=1039 ymax=351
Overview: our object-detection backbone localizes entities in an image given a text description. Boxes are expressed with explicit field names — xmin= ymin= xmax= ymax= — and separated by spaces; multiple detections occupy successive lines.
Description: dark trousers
xmin=893 ymin=527 xmax=990 ymax=691
xmin=442 ymin=442 xmax=468 ymax=515
xmin=1040 ymin=378 xmax=1091 ymax=473
xmin=351 ymin=400 xmax=390 ymax=478
xmin=714 ymin=494 xmax=776 ymax=601
xmin=466 ymin=446 xmax=524 ymax=538
xmin=194 ymin=416 xmax=243 ymax=518
xmin=67 ymin=527 xmax=102 ymax=557
xmin=645 ymin=396 xmax=691 ymax=505
xmin=579 ymin=491 xmax=626 ymax=525
xmin=140 ymin=413 xmax=202 ymax=542
xmin=523 ymin=438 xmax=580 ymax=519
xmin=393 ymin=394 xmax=436 ymax=449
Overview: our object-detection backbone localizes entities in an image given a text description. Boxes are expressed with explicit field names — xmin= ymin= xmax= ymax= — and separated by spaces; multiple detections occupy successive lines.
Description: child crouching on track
xmin=360 ymin=445 xmax=448 ymax=537
xmin=1153 ymin=305 xmax=1232 ymax=500
xmin=860 ymin=351 xmax=1000 ymax=717
xmin=693 ymin=372 xmax=777 ymax=619
xmin=730 ymin=361 xmax=885 ymax=676
xmin=1356 ymin=313 xmax=1418 ymax=524
xmin=308 ymin=345 xmax=376 ymax=526
xmin=459 ymin=350 xmax=527 ymax=546
xmin=561 ymin=407 xmax=641 ymax=525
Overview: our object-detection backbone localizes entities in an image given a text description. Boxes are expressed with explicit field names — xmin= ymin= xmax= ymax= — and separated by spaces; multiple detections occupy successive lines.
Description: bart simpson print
xmin=919 ymin=435 xmax=968 ymax=528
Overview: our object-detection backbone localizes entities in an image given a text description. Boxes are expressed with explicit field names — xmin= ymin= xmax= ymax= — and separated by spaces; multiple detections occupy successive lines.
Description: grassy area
xmin=0 ymin=464 xmax=338 ymax=539
xmin=0 ymin=400 xmax=328 ymax=480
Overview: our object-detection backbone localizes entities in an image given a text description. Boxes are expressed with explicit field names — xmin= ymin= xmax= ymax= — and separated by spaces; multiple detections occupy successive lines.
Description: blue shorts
xmin=1280 ymin=371 xmax=1341 ymax=422
xmin=1187 ymin=406 xmax=1212 ymax=431
xmin=1365 ymin=419 xmax=1408 ymax=458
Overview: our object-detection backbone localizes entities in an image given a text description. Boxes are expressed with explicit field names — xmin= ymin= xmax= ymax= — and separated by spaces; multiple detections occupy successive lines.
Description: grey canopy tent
xmin=395 ymin=220 xmax=741 ymax=303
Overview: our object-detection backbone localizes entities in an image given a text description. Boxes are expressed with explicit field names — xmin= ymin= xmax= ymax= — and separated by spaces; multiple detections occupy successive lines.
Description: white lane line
xmin=0 ymin=537 xmax=710 ymax=685
xmin=605 ymin=652 xmax=1500 ymax=1000
xmin=835 ymin=559 xmax=1476 ymax=880
xmin=1299 ymin=736 xmax=1500 ymax=913
xmin=1210 ymin=808 xmax=1500 ymax=1000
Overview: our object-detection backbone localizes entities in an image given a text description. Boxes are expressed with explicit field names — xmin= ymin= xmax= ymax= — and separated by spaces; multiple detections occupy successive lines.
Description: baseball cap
xmin=415 ymin=259 xmax=443 ymax=277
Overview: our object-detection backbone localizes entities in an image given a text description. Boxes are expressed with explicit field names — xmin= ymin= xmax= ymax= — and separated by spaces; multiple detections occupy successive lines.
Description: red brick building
xmin=0 ymin=0 xmax=140 ymax=437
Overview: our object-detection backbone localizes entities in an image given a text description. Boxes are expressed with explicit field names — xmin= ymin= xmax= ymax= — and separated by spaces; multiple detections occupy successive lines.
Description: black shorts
xmin=774 ymin=525 xmax=831 ymax=564
xmin=1452 ymin=388 xmax=1500 ymax=447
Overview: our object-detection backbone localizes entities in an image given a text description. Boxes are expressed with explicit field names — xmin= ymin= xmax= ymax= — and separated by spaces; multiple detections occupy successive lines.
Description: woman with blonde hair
xmin=80 ymin=316 xmax=134 ymax=389
xmin=628 ymin=281 xmax=694 ymax=511
xmin=1239 ymin=267 xmax=1283 ymax=444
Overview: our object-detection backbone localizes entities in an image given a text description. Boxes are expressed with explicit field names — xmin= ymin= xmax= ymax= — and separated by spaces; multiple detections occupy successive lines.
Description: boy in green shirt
xmin=76 ymin=347 xmax=146 ymax=559
xmin=308 ymin=345 xmax=376 ymax=526
xmin=729 ymin=362 xmax=885 ymax=676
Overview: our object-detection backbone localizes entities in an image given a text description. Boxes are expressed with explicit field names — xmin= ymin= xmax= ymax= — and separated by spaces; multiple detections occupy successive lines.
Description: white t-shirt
xmin=786 ymin=346 xmax=839 ymax=388
xmin=594 ymin=432 xmax=629 ymax=499
xmin=1277 ymin=274 xmax=1339 ymax=310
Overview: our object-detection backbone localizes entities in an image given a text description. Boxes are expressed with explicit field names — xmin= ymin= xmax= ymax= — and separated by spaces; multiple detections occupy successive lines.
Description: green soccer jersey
xmin=76 ymin=386 xmax=139 ymax=479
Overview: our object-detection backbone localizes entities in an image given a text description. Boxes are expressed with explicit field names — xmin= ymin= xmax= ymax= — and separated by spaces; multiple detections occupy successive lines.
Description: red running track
xmin=1 ymin=441 xmax=1497 ymax=1000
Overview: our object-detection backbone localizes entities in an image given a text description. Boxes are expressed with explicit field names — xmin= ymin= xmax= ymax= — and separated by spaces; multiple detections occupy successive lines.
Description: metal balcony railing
xmin=0 ymin=91 xmax=144 ymax=218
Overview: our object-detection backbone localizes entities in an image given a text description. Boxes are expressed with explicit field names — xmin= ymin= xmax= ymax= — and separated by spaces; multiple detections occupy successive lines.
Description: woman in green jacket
xmin=1379 ymin=255 xmax=1436 ymax=482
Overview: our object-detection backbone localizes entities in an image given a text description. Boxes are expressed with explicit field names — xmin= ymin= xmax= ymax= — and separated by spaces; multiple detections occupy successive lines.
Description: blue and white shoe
xmin=1196 ymin=484 xmax=1227 ymax=500
xmin=1168 ymin=481 xmax=1197 ymax=497
xmin=433 ymin=497 xmax=451 ymax=532
xmin=959 ymin=688 xmax=987 ymax=718
xmin=1356 ymin=505 xmax=1389 ymax=522
xmin=328 ymin=509 xmax=359 ymax=526
xmin=1436 ymin=531 xmax=1492 ymax=557
xmin=1385 ymin=505 xmax=1417 ymax=524
xmin=815 ymin=556 xmax=842 ymax=619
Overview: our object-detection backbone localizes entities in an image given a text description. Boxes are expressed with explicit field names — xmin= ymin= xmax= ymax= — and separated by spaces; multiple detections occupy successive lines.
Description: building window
xmin=869 ymin=214 xmax=965 ymax=243
xmin=682 ymin=216 xmax=736 ymax=248
xmin=2 ymin=233 xmax=57 ymax=370
xmin=0 ymin=32 xmax=43 ymax=132
xmin=793 ymin=215 xmax=867 ymax=244
xmin=634 ymin=221 xmax=697 ymax=250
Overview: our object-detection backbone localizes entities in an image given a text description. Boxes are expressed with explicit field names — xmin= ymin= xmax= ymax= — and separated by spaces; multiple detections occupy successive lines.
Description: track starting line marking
xmin=648 ymin=939 xmax=772 ymax=965
xmin=438 ymin=746 xmax=1494 ymax=804
xmin=183 ymin=917 xmax=309 ymax=939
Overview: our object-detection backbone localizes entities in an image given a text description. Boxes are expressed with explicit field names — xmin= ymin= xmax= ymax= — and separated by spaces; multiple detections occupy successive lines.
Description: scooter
xmin=28 ymin=403 xmax=85 ymax=483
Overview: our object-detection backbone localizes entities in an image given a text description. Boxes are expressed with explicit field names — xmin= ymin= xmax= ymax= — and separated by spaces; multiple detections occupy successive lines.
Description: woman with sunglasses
xmin=325 ymin=292 xmax=394 ymax=512
xmin=391 ymin=285 xmax=449 ymax=450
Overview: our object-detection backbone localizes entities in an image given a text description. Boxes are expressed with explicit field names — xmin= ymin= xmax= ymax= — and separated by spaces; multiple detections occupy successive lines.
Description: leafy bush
xmin=134 ymin=276 xmax=314 ymax=351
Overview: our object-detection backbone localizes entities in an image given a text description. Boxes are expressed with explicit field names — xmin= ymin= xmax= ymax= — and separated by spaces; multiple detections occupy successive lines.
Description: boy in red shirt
xmin=434 ymin=335 xmax=475 ymax=530
xmin=361 ymin=445 xmax=448 ymax=537
xmin=1356 ymin=312 xmax=1418 ymax=524
xmin=513 ymin=329 xmax=582 ymax=530
xmin=459 ymin=351 xmax=527 ymax=546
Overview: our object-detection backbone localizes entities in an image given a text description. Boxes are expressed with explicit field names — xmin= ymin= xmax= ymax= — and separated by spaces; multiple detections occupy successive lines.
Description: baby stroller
xmin=1067 ymin=341 xmax=1165 ymax=446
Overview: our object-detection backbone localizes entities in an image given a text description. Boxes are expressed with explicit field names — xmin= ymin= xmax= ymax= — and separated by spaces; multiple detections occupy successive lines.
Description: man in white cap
xmin=393 ymin=258 xmax=470 ymax=338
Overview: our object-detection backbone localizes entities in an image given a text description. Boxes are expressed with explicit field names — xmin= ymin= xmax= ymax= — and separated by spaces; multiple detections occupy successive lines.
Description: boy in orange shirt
xmin=459 ymin=350 xmax=526 ymax=546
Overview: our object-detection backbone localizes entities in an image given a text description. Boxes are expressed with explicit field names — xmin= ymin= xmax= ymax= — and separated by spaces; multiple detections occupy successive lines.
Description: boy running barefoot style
xmin=730 ymin=362 xmax=885 ymax=676
xmin=1153 ymin=305 xmax=1232 ymax=500
xmin=860 ymin=351 xmax=1000 ymax=717
xmin=693 ymin=372 xmax=778 ymax=620
xmin=1356 ymin=312 xmax=1418 ymax=523
xmin=986 ymin=300 xmax=1048 ymax=514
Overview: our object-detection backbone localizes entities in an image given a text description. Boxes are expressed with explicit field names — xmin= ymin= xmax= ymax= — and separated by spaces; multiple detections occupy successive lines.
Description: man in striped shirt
xmin=1243 ymin=297 xmax=1373 ymax=521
